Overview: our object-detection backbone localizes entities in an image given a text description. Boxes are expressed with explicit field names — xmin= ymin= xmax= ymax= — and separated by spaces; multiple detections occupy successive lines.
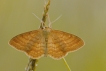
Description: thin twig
xmin=25 ymin=58 xmax=38 ymax=71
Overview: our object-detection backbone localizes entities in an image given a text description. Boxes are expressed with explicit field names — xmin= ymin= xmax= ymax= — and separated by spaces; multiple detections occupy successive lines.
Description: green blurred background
xmin=0 ymin=0 xmax=106 ymax=71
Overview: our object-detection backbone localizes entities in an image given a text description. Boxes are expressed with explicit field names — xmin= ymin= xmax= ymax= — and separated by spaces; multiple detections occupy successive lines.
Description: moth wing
xmin=48 ymin=30 xmax=84 ymax=59
xmin=9 ymin=29 xmax=45 ymax=59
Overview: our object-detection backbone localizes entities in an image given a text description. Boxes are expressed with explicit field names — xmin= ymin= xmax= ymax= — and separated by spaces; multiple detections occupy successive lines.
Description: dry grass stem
xmin=40 ymin=0 xmax=50 ymax=29
xmin=25 ymin=58 xmax=38 ymax=71
xmin=26 ymin=0 xmax=51 ymax=71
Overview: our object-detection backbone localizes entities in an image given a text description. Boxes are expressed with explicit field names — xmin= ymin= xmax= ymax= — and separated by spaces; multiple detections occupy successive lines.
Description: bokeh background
xmin=0 ymin=0 xmax=106 ymax=71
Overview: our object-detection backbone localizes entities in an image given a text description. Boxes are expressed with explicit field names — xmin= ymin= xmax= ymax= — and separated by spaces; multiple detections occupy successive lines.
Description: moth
xmin=9 ymin=26 xmax=84 ymax=60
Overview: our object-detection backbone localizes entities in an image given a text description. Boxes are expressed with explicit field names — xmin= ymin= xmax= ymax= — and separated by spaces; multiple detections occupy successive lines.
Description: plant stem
xmin=63 ymin=58 xmax=71 ymax=71
xmin=40 ymin=0 xmax=50 ymax=29
xmin=25 ymin=58 xmax=38 ymax=71
xmin=25 ymin=0 xmax=51 ymax=71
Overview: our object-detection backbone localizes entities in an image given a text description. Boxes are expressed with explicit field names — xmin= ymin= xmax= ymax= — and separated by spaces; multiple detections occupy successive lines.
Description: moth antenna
xmin=32 ymin=13 xmax=43 ymax=23
xmin=52 ymin=14 xmax=62 ymax=24
xmin=44 ymin=0 xmax=47 ymax=4
xmin=48 ymin=14 xmax=62 ymax=28
xmin=32 ymin=13 xmax=44 ymax=29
